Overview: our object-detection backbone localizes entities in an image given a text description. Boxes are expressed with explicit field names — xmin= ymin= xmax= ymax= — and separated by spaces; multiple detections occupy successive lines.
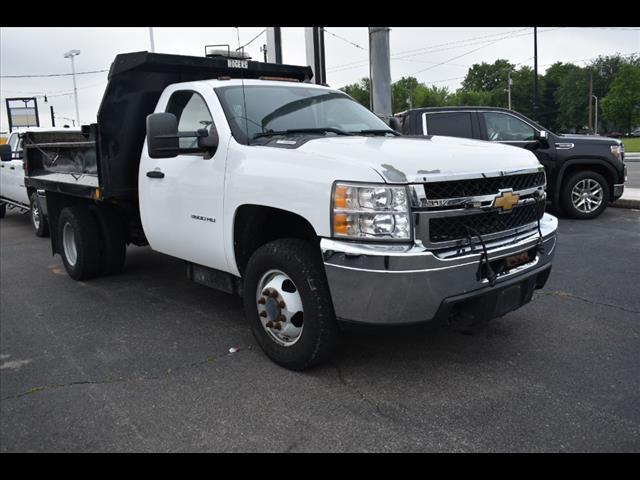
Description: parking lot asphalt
xmin=1 ymin=207 xmax=639 ymax=452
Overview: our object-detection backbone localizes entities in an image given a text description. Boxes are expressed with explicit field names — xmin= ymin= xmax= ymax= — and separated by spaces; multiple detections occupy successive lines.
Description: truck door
xmin=139 ymin=88 xmax=229 ymax=272
xmin=1 ymin=133 xmax=27 ymax=204
xmin=478 ymin=110 xmax=556 ymax=177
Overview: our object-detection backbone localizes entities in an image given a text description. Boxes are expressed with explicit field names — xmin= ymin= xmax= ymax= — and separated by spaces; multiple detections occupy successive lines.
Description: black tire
xmin=242 ymin=238 xmax=339 ymax=371
xmin=57 ymin=205 xmax=103 ymax=280
xmin=0 ymin=203 xmax=5 ymax=218
xmin=29 ymin=192 xmax=49 ymax=237
xmin=561 ymin=171 xmax=610 ymax=220
xmin=95 ymin=206 xmax=127 ymax=275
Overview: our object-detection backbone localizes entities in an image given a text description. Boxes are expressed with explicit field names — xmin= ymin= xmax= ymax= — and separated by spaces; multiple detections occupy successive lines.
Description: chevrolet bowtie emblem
xmin=494 ymin=190 xmax=520 ymax=212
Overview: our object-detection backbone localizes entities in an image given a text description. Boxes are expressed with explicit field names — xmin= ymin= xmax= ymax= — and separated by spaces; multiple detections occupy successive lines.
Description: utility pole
xmin=593 ymin=95 xmax=599 ymax=135
xmin=304 ymin=27 xmax=326 ymax=84
xmin=149 ymin=27 xmax=155 ymax=53
xmin=588 ymin=70 xmax=593 ymax=132
xmin=50 ymin=106 xmax=55 ymax=127
xmin=266 ymin=27 xmax=283 ymax=64
xmin=369 ymin=27 xmax=392 ymax=117
xmin=507 ymin=68 xmax=513 ymax=110
xmin=63 ymin=49 xmax=81 ymax=127
xmin=533 ymin=27 xmax=538 ymax=118
xmin=260 ymin=44 xmax=268 ymax=62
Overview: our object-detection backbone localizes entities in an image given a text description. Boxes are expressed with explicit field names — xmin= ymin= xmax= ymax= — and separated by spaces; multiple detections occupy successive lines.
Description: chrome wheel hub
xmin=62 ymin=222 xmax=77 ymax=267
xmin=31 ymin=203 xmax=40 ymax=229
xmin=256 ymin=269 xmax=304 ymax=347
xmin=571 ymin=178 xmax=603 ymax=213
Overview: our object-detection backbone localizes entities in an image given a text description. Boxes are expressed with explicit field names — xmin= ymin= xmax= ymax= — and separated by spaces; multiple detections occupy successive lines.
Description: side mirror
xmin=388 ymin=117 xmax=402 ymax=133
xmin=147 ymin=112 xmax=179 ymax=158
xmin=197 ymin=125 xmax=219 ymax=156
xmin=0 ymin=144 xmax=12 ymax=162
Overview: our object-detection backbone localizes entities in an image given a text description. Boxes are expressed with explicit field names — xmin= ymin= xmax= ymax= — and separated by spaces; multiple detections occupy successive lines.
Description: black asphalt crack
xmin=535 ymin=290 xmax=640 ymax=315
xmin=0 ymin=347 xmax=251 ymax=402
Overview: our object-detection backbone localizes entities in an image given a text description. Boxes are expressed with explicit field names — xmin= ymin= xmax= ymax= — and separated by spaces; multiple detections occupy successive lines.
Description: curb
xmin=611 ymin=199 xmax=640 ymax=210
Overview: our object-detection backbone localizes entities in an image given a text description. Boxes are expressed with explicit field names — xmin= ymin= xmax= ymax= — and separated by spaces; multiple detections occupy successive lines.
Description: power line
xmin=239 ymin=28 xmax=266 ymax=50
xmin=1 ymin=68 xmax=109 ymax=79
xmin=322 ymin=28 xmax=367 ymax=51
xmin=327 ymin=27 xmax=536 ymax=72
xmin=392 ymin=27 xmax=531 ymax=58
xmin=405 ymin=36 xmax=514 ymax=77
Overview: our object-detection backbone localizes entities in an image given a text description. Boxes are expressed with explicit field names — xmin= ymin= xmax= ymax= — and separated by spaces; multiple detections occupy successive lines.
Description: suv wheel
xmin=561 ymin=171 xmax=609 ymax=219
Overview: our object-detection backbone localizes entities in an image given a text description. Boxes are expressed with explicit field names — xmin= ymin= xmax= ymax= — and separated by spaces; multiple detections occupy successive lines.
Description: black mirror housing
xmin=0 ymin=144 xmax=12 ymax=162
xmin=197 ymin=126 xmax=219 ymax=154
xmin=147 ymin=112 xmax=179 ymax=158
xmin=388 ymin=117 xmax=402 ymax=133
xmin=147 ymin=113 xmax=219 ymax=159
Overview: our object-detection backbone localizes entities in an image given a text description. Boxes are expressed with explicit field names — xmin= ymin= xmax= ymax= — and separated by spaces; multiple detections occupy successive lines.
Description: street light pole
xmin=593 ymin=95 xmax=599 ymax=135
xmin=507 ymin=68 xmax=513 ymax=110
xmin=149 ymin=27 xmax=155 ymax=53
xmin=64 ymin=49 xmax=81 ymax=127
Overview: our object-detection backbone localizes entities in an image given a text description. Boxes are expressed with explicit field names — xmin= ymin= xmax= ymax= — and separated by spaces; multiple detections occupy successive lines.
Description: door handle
xmin=146 ymin=170 xmax=164 ymax=179
xmin=10 ymin=166 xmax=15 ymax=170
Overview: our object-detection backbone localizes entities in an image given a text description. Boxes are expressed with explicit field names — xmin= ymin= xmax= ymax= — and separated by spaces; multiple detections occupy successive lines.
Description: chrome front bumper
xmin=321 ymin=213 xmax=558 ymax=325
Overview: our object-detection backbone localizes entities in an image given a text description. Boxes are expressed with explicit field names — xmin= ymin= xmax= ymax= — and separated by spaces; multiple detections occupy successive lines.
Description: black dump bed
xmin=25 ymin=51 xmax=313 ymax=200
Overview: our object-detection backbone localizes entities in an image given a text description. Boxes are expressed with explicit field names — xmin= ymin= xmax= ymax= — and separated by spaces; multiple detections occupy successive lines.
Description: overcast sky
xmin=1 ymin=26 xmax=638 ymax=132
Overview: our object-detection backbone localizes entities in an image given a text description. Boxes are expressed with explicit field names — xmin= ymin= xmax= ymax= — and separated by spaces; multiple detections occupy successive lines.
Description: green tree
xmin=602 ymin=64 xmax=640 ymax=133
xmin=557 ymin=66 xmax=590 ymax=132
xmin=539 ymin=62 xmax=580 ymax=131
xmin=392 ymin=76 xmax=420 ymax=112
xmin=462 ymin=59 xmax=513 ymax=92
xmin=446 ymin=89 xmax=493 ymax=106
xmin=589 ymin=54 xmax=640 ymax=100
xmin=510 ymin=66 xmax=545 ymax=120
xmin=340 ymin=78 xmax=370 ymax=108
xmin=413 ymin=85 xmax=450 ymax=108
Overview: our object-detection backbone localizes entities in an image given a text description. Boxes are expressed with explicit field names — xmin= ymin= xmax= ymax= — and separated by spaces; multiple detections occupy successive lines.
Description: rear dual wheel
xmin=58 ymin=205 xmax=126 ymax=280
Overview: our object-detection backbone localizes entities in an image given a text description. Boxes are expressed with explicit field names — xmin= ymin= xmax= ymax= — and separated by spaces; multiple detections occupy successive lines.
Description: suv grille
xmin=425 ymin=172 xmax=545 ymax=199
xmin=429 ymin=202 xmax=544 ymax=243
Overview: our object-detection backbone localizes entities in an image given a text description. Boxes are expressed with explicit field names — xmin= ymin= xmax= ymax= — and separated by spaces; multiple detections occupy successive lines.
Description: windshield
xmin=215 ymin=84 xmax=393 ymax=144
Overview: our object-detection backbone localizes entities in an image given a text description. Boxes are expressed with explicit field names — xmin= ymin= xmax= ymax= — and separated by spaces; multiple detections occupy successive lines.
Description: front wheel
xmin=30 ymin=192 xmax=49 ymax=237
xmin=561 ymin=171 xmax=610 ymax=219
xmin=242 ymin=238 xmax=339 ymax=370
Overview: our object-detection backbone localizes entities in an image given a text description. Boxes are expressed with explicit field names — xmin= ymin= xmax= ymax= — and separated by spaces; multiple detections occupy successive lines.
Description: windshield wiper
xmin=252 ymin=127 xmax=353 ymax=140
xmin=351 ymin=129 xmax=399 ymax=136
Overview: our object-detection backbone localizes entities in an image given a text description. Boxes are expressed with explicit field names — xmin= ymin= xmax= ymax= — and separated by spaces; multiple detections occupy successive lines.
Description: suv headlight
xmin=611 ymin=144 xmax=623 ymax=160
xmin=332 ymin=182 xmax=411 ymax=240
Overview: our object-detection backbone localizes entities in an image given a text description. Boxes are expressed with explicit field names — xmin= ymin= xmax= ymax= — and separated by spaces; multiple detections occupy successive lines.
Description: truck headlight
xmin=332 ymin=182 xmax=411 ymax=240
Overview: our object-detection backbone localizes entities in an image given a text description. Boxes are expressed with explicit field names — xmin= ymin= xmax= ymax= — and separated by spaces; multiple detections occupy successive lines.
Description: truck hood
xmin=556 ymin=133 xmax=620 ymax=146
xmin=294 ymin=134 xmax=542 ymax=183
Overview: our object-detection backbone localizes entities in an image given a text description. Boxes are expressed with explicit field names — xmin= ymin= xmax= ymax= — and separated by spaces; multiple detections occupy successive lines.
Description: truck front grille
xmin=411 ymin=168 xmax=547 ymax=249
xmin=428 ymin=202 xmax=544 ymax=243
xmin=425 ymin=171 xmax=545 ymax=200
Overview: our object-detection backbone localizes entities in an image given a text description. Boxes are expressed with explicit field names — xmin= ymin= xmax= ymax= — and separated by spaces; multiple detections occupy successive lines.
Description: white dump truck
xmin=10 ymin=50 xmax=558 ymax=370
